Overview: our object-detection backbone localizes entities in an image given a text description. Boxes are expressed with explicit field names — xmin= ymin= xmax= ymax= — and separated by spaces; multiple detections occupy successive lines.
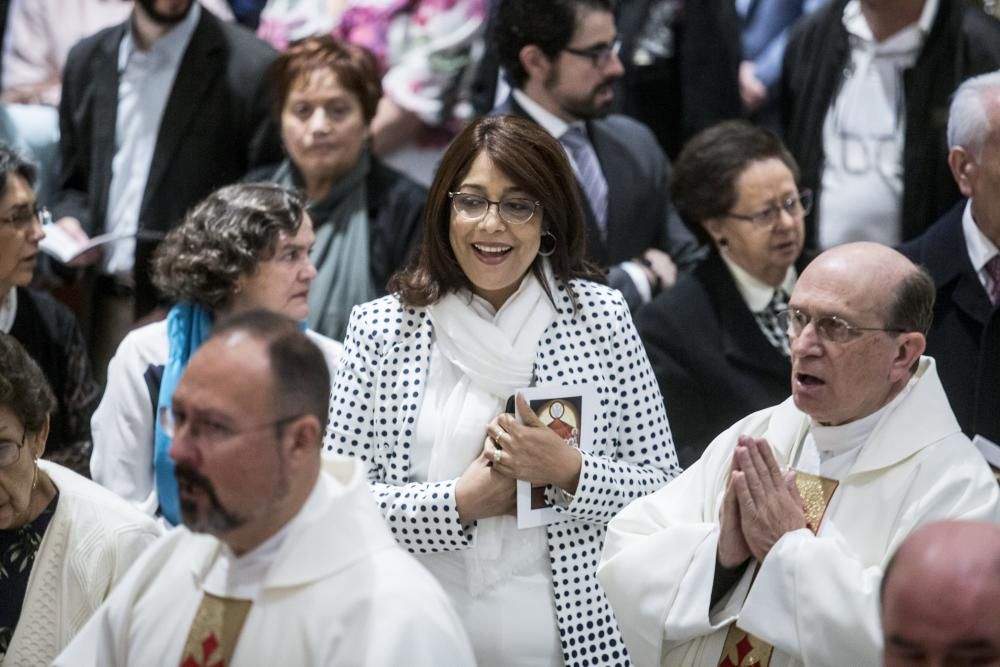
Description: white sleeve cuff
xmin=620 ymin=261 xmax=653 ymax=303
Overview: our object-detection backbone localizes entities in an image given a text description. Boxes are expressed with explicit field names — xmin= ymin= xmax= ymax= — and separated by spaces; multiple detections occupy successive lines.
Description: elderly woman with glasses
xmin=636 ymin=120 xmax=814 ymax=468
xmin=325 ymin=114 xmax=679 ymax=667
xmin=90 ymin=183 xmax=342 ymax=526
xmin=0 ymin=336 xmax=160 ymax=665
xmin=0 ymin=143 xmax=99 ymax=477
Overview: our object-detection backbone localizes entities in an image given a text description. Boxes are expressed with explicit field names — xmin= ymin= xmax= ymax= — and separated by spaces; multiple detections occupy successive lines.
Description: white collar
xmin=842 ymin=0 xmax=937 ymax=49
xmin=795 ymin=372 xmax=918 ymax=481
xmin=810 ymin=372 xmax=917 ymax=455
xmin=720 ymin=253 xmax=797 ymax=313
xmin=962 ymin=199 xmax=1000 ymax=274
xmin=511 ymin=88 xmax=578 ymax=141
xmin=0 ymin=287 xmax=16 ymax=334
xmin=202 ymin=472 xmax=324 ymax=600
xmin=119 ymin=1 xmax=201 ymax=72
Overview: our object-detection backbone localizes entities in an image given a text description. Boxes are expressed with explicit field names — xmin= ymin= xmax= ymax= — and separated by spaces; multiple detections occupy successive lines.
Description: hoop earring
xmin=538 ymin=230 xmax=557 ymax=257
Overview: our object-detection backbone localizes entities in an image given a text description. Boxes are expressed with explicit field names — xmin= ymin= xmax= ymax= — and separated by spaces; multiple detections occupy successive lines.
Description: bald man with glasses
xmin=598 ymin=242 xmax=1000 ymax=667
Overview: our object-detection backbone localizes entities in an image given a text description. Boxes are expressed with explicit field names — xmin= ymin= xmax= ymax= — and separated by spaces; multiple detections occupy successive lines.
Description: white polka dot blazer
xmin=324 ymin=279 xmax=681 ymax=666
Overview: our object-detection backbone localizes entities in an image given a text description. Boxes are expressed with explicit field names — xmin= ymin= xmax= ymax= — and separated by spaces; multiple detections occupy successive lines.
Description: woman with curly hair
xmin=90 ymin=183 xmax=342 ymax=525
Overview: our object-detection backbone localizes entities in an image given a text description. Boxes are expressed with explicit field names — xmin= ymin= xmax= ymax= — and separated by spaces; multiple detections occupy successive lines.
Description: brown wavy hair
xmin=152 ymin=183 xmax=306 ymax=312
xmin=389 ymin=115 xmax=603 ymax=307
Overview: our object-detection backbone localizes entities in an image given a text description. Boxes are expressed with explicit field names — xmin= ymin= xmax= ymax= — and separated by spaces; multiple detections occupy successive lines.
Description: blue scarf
xmin=153 ymin=302 xmax=213 ymax=525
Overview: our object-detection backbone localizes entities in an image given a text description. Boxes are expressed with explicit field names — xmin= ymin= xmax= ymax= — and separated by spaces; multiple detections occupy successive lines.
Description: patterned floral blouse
xmin=257 ymin=0 xmax=487 ymax=128
xmin=0 ymin=492 xmax=59 ymax=660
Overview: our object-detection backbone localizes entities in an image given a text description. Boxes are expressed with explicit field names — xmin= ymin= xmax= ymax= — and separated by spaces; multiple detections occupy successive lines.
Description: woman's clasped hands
xmin=490 ymin=394 xmax=583 ymax=490
xmin=455 ymin=393 xmax=583 ymax=525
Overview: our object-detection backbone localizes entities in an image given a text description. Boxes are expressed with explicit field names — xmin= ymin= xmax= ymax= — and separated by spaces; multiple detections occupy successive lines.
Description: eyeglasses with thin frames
xmin=726 ymin=190 xmax=813 ymax=227
xmin=448 ymin=192 xmax=541 ymax=225
xmin=0 ymin=427 xmax=28 ymax=468
xmin=0 ymin=203 xmax=50 ymax=231
xmin=778 ymin=308 xmax=905 ymax=344
xmin=563 ymin=38 xmax=622 ymax=68
xmin=159 ymin=406 xmax=302 ymax=448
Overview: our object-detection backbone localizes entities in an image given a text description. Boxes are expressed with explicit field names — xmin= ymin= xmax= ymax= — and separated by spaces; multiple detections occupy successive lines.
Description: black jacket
xmin=899 ymin=200 xmax=1000 ymax=442
xmin=782 ymin=0 xmax=1000 ymax=247
xmin=9 ymin=287 xmax=100 ymax=475
xmin=636 ymin=249 xmax=811 ymax=467
xmin=54 ymin=9 xmax=282 ymax=317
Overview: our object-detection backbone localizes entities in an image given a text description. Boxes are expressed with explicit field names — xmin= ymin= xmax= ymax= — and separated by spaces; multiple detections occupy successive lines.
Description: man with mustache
xmin=491 ymin=0 xmax=703 ymax=312
xmin=54 ymin=310 xmax=475 ymax=666
xmin=598 ymin=242 xmax=1000 ymax=667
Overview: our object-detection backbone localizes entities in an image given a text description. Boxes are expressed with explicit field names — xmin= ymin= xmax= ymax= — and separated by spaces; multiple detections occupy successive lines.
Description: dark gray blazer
xmin=899 ymin=200 xmax=1000 ymax=443
xmin=493 ymin=96 xmax=703 ymax=310
xmin=54 ymin=9 xmax=282 ymax=316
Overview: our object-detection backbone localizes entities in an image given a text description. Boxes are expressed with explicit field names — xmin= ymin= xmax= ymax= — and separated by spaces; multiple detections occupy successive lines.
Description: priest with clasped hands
xmin=598 ymin=242 xmax=1000 ymax=667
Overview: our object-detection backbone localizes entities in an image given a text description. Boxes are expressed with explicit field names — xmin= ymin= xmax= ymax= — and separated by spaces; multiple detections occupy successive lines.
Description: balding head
xmin=786 ymin=243 xmax=930 ymax=425
xmin=882 ymin=521 xmax=1000 ymax=666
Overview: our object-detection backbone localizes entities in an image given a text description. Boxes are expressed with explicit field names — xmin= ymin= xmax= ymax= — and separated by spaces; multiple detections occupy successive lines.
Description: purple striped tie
xmin=987 ymin=254 xmax=1000 ymax=305
xmin=561 ymin=126 xmax=609 ymax=237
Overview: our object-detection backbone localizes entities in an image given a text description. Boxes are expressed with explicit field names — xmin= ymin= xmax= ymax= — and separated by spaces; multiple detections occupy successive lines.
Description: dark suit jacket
xmin=782 ymin=0 xmax=1000 ymax=247
xmin=636 ymin=248 xmax=808 ymax=467
xmin=493 ymin=96 xmax=703 ymax=309
xmin=615 ymin=0 xmax=742 ymax=158
xmin=54 ymin=8 xmax=282 ymax=316
xmin=899 ymin=200 xmax=1000 ymax=442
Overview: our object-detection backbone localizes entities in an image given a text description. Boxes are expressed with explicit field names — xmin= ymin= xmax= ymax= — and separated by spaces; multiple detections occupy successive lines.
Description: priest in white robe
xmin=598 ymin=243 xmax=1000 ymax=667
xmin=54 ymin=311 xmax=475 ymax=667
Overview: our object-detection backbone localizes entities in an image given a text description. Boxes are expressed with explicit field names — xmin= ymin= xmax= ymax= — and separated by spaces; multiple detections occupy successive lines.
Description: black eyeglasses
xmin=563 ymin=38 xmax=622 ymax=68
xmin=726 ymin=190 xmax=813 ymax=227
xmin=0 ymin=427 xmax=28 ymax=468
xmin=0 ymin=203 xmax=50 ymax=231
xmin=448 ymin=192 xmax=541 ymax=225
xmin=778 ymin=308 xmax=906 ymax=344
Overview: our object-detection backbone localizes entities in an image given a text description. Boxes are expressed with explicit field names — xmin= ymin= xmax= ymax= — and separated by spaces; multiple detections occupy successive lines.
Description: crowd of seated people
xmin=0 ymin=0 xmax=999 ymax=665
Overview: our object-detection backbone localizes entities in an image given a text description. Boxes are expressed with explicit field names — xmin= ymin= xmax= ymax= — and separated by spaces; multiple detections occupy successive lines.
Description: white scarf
xmin=426 ymin=264 xmax=558 ymax=594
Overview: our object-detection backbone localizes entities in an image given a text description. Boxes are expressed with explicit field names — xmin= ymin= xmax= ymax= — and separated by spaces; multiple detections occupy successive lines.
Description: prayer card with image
xmin=513 ymin=383 xmax=598 ymax=528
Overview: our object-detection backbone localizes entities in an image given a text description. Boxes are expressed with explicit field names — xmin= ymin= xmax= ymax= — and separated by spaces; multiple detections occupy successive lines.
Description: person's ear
xmin=890 ymin=332 xmax=926 ymax=382
xmin=520 ymin=44 xmax=553 ymax=82
xmin=31 ymin=414 xmax=50 ymax=459
xmin=947 ymin=146 xmax=976 ymax=198
xmin=703 ymin=218 xmax=728 ymax=247
xmin=283 ymin=414 xmax=322 ymax=463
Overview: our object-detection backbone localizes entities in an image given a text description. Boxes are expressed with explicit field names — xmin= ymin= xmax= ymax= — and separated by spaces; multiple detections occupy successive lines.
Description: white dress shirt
xmin=721 ymin=254 xmax=797 ymax=313
xmin=962 ymin=199 xmax=1000 ymax=298
xmin=817 ymin=0 xmax=938 ymax=249
xmin=103 ymin=2 xmax=201 ymax=274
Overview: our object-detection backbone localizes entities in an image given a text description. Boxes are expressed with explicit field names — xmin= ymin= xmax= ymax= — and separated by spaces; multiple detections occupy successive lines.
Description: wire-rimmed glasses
xmin=448 ymin=192 xmax=541 ymax=225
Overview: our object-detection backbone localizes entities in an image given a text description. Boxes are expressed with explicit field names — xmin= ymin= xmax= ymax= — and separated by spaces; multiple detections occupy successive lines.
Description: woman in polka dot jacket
xmin=324 ymin=115 xmax=681 ymax=666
